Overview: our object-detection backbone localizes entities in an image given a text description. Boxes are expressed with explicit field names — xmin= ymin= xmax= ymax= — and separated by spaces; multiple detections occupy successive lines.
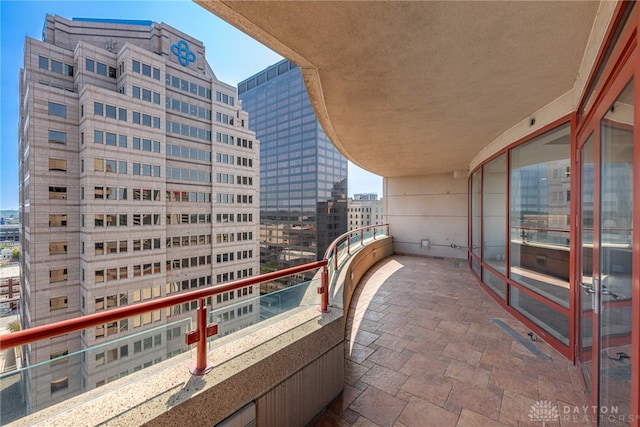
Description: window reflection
xmin=471 ymin=170 xmax=481 ymax=258
xmin=482 ymin=154 xmax=506 ymax=275
xmin=510 ymin=286 xmax=569 ymax=345
xmin=509 ymin=123 xmax=571 ymax=308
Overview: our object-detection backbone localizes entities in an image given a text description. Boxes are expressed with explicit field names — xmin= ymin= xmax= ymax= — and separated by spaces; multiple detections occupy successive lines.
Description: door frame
xmin=575 ymin=32 xmax=637 ymax=421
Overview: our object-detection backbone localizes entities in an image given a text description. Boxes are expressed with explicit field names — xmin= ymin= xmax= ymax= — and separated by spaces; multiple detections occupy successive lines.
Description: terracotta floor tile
xmin=385 ymin=305 xmax=414 ymax=317
xmin=407 ymin=328 xmax=443 ymax=344
xmin=405 ymin=338 xmax=446 ymax=356
xmin=397 ymin=396 xmax=459 ymax=427
xmin=363 ymin=310 xmax=388 ymax=322
xmin=366 ymin=302 xmax=389 ymax=313
xmin=353 ymin=329 xmax=381 ymax=347
xmin=346 ymin=341 xmax=376 ymax=364
xmin=442 ymin=342 xmax=483 ymax=366
xmin=479 ymin=351 xmax=523 ymax=372
xmin=351 ymin=416 xmax=382 ymax=426
xmin=456 ymin=408 xmax=507 ymax=426
xmin=368 ymin=347 xmax=412 ymax=371
xmin=387 ymin=297 xmax=414 ymax=308
xmin=490 ymin=367 xmax=539 ymax=399
xmin=356 ymin=319 xmax=384 ymax=334
xmin=381 ymin=312 xmax=410 ymax=325
xmin=330 ymin=384 xmax=364 ymax=415
xmin=499 ymin=389 xmax=538 ymax=425
xmin=444 ymin=359 xmax=491 ymax=388
xmin=408 ymin=307 xmax=439 ymax=321
xmin=445 ymin=381 xmax=502 ymax=421
xmin=437 ymin=319 xmax=471 ymax=336
xmin=313 ymin=410 xmax=352 ymax=427
xmin=361 ymin=364 xmax=409 ymax=395
xmin=345 ymin=360 xmax=371 ymax=385
xmin=401 ymin=372 xmax=454 ymax=406
xmin=376 ymin=323 xmax=414 ymax=338
xmin=402 ymin=353 xmax=449 ymax=376
xmin=395 ymin=389 xmax=415 ymax=403
xmin=342 ymin=408 xmax=361 ymax=424
xmin=374 ymin=333 xmax=411 ymax=352
xmin=350 ymin=386 xmax=407 ymax=427
xmin=522 ymin=357 xmax=573 ymax=382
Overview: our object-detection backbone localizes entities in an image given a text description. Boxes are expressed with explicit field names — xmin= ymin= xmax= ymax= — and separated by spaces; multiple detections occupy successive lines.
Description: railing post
xmin=347 ymin=233 xmax=351 ymax=255
xmin=318 ymin=265 xmax=330 ymax=313
xmin=360 ymin=229 xmax=364 ymax=246
xmin=334 ymin=245 xmax=339 ymax=271
xmin=186 ymin=298 xmax=216 ymax=375
xmin=373 ymin=227 xmax=377 ymax=240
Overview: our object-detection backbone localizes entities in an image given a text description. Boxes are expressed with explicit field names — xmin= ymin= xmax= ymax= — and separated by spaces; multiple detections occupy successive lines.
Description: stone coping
xmin=10 ymin=306 xmax=343 ymax=426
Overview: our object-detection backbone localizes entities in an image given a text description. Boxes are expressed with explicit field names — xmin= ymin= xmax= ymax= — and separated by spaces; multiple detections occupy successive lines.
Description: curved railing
xmin=323 ymin=224 xmax=390 ymax=268
xmin=0 ymin=225 xmax=390 ymax=362
xmin=322 ymin=224 xmax=390 ymax=304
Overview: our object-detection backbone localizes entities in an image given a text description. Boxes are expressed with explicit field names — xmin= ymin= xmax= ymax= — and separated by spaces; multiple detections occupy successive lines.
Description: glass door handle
xmin=580 ymin=282 xmax=596 ymax=294
xmin=601 ymin=289 xmax=621 ymax=299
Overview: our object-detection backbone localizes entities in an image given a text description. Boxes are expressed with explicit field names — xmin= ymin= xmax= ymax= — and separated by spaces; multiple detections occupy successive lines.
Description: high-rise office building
xmin=19 ymin=15 xmax=259 ymax=412
xmin=238 ymin=60 xmax=347 ymax=278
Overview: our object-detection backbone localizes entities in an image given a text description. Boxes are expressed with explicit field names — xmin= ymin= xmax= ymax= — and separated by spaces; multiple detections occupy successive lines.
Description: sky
xmin=0 ymin=0 xmax=382 ymax=210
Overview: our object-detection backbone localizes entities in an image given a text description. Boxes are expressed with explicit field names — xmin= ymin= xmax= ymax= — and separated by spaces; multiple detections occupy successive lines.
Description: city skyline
xmin=0 ymin=1 xmax=382 ymax=210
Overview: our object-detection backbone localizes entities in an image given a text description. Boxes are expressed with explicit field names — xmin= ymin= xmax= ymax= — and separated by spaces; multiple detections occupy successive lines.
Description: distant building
xmin=0 ymin=224 xmax=20 ymax=243
xmin=238 ymin=59 xmax=348 ymax=279
xmin=353 ymin=193 xmax=378 ymax=201
xmin=348 ymin=197 xmax=384 ymax=231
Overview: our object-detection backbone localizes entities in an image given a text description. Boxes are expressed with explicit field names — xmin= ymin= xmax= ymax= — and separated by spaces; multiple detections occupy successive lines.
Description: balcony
xmin=1 ymin=227 xmax=589 ymax=426
xmin=314 ymin=255 xmax=589 ymax=426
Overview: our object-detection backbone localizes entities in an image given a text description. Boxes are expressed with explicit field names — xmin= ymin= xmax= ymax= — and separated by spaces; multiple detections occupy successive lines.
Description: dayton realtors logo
xmin=171 ymin=40 xmax=196 ymax=67
xmin=529 ymin=400 xmax=632 ymax=424
xmin=529 ymin=400 xmax=559 ymax=426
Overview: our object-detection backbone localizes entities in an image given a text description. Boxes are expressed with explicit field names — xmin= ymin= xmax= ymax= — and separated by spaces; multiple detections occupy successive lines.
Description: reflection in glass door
xmin=598 ymin=79 xmax=634 ymax=423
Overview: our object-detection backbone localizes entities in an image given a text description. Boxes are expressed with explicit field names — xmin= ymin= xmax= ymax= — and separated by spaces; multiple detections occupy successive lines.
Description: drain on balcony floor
xmin=491 ymin=318 xmax=551 ymax=360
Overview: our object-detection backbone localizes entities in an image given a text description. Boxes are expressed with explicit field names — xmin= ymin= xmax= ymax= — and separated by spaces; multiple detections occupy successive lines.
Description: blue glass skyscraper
xmin=238 ymin=60 xmax=347 ymax=276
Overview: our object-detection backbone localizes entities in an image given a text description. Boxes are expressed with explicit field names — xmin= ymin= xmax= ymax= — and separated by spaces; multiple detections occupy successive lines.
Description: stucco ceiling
xmin=196 ymin=1 xmax=600 ymax=178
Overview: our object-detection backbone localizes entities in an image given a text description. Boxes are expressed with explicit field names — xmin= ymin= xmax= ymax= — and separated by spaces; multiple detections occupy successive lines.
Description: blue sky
xmin=0 ymin=0 xmax=382 ymax=210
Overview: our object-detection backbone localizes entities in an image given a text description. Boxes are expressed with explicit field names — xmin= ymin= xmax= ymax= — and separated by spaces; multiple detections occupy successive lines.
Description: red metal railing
xmin=0 ymin=224 xmax=390 ymax=376
xmin=323 ymin=224 xmax=390 ymax=272
xmin=0 ymin=260 xmax=327 ymax=374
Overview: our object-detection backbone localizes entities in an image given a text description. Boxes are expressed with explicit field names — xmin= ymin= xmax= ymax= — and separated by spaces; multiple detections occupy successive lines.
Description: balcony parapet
xmin=9 ymin=306 xmax=344 ymax=426
xmin=4 ymin=226 xmax=393 ymax=425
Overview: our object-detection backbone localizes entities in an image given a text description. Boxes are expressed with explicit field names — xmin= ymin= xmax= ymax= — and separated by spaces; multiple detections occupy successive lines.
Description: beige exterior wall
xmin=385 ymin=173 xmax=468 ymax=259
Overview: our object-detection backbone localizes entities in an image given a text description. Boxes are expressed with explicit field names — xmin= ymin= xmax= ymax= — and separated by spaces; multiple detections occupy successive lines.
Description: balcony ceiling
xmin=197 ymin=1 xmax=600 ymax=177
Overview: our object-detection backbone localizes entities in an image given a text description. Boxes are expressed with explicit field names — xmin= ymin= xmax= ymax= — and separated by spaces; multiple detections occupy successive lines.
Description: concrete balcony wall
xmin=329 ymin=236 xmax=394 ymax=321
xmin=385 ymin=173 xmax=468 ymax=259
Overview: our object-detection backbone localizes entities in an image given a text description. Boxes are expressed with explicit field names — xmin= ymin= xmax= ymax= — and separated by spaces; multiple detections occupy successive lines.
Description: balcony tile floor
xmin=313 ymin=255 xmax=590 ymax=427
